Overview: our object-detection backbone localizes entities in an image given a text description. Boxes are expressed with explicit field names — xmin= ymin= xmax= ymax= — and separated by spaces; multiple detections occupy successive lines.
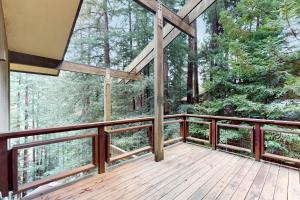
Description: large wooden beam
xmin=124 ymin=0 xmax=216 ymax=77
xmin=133 ymin=0 xmax=195 ymax=37
xmin=59 ymin=61 xmax=142 ymax=80
xmin=9 ymin=51 xmax=62 ymax=68
xmin=154 ymin=3 xmax=164 ymax=162
xmin=0 ymin=0 xmax=10 ymax=197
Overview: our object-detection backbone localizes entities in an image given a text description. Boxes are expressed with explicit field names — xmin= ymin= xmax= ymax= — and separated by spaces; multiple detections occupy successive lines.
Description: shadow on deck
xmin=30 ymin=143 xmax=300 ymax=200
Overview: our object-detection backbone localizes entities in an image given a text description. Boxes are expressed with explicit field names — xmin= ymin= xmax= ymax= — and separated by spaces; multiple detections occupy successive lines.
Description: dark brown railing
xmin=0 ymin=114 xmax=299 ymax=197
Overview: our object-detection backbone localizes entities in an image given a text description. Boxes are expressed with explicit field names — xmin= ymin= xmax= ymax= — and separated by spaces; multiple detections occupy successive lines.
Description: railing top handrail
xmin=185 ymin=114 xmax=300 ymax=126
xmin=0 ymin=117 xmax=154 ymax=139
xmin=0 ymin=114 xmax=299 ymax=139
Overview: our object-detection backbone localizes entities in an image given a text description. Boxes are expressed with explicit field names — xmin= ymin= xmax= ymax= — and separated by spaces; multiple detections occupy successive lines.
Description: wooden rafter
xmin=59 ymin=61 xmax=142 ymax=80
xmin=124 ymin=0 xmax=216 ymax=78
xmin=133 ymin=0 xmax=195 ymax=37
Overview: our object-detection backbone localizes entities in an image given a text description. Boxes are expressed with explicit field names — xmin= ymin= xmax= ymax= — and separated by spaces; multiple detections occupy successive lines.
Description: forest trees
xmin=196 ymin=0 xmax=300 ymax=121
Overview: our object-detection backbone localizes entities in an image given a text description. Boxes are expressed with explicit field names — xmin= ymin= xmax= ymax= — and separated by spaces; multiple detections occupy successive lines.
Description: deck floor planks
xmin=287 ymin=168 xmax=300 ymax=200
xmin=68 ymin=144 xmax=202 ymax=200
xmin=89 ymin=146 xmax=211 ymax=200
xmin=216 ymin=158 xmax=255 ymax=200
xmin=38 ymin=143 xmax=194 ymax=200
xmin=259 ymin=164 xmax=279 ymax=200
xmin=221 ymin=159 xmax=262 ymax=200
xmin=177 ymin=155 xmax=242 ymax=200
xmin=123 ymin=149 xmax=219 ymax=200
xmin=160 ymin=153 xmax=236 ymax=200
xmin=244 ymin=163 xmax=270 ymax=200
xmin=32 ymin=143 xmax=300 ymax=200
xmin=273 ymin=166 xmax=289 ymax=200
xmin=202 ymin=158 xmax=254 ymax=200
xmin=135 ymin=150 xmax=224 ymax=200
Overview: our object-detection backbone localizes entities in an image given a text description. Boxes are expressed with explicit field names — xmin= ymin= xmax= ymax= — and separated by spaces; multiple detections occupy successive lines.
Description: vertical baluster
xmin=254 ymin=123 xmax=262 ymax=161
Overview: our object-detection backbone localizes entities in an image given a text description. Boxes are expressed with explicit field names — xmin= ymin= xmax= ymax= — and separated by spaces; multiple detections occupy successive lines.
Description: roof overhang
xmin=2 ymin=0 xmax=83 ymax=76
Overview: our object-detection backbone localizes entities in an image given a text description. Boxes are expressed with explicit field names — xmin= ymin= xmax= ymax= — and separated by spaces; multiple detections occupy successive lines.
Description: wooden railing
xmin=0 ymin=114 xmax=299 ymax=197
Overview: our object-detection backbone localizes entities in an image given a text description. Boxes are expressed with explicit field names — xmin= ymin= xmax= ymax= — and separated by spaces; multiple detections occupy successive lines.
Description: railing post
xmin=180 ymin=116 xmax=188 ymax=142
xmin=210 ymin=119 xmax=217 ymax=150
xmin=98 ymin=126 xmax=106 ymax=174
xmin=0 ymin=138 xmax=10 ymax=197
xmin=254 ymin=123 xmax=262 ymax=161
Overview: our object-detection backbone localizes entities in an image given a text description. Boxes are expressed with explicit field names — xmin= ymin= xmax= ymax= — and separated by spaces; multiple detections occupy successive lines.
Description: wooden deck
xmin=32 ymin=143 xmax=300 ymax=200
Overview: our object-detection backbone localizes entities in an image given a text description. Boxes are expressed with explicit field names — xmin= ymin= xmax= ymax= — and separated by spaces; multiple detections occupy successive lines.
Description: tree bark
xmin=192 ymin=21 xmax=199 ymax=103
xmin=187 ymin=36 xmax=194 ymax=104
xmin=102 ymin=0 xmax=110 ymax=67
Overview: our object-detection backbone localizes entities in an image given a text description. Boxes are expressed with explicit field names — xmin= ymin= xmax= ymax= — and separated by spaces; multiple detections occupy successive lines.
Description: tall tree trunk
xmin=102 ymin=0 xmax=110 ymax=67
xmin=192 ymin=21 xmax=199 ymax=103
xmin=128 ymin=1 xmax=133 ymax=61
xmin=187 ymin=36 xmax=194 ymax=104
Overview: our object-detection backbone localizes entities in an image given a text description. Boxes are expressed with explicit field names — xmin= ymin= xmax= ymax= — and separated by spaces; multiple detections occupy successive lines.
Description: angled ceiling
xmin=2 ymin=0 xmax=83 ymax=75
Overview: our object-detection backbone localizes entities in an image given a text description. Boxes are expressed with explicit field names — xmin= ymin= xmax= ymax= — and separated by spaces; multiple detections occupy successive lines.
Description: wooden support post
xmin=104 ymin=69 xmax=112 ymax=131
xmin=154 ymin=2 xmax=164 ymax=162
xmin=0 ymin=1 xmax=10 ymax=197
xmin=0 ymin=0 xmax=9 ymax=133
xmin=98 ymin=126 xmax=106 ymax=174
xmin=210 ymin=119 xmax=217 ymax=150
xmin=254 ymin=123 xmax=262 ymax=161
xmin=0 ymin=139 xmax=10 ymax=197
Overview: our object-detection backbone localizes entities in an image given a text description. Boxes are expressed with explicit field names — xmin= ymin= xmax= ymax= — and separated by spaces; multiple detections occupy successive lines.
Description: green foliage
xmin=196 ymin=0 xmax=300 ymax=121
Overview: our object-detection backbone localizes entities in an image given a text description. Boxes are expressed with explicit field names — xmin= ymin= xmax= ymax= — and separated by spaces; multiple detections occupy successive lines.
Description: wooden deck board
xmin=31 ymin=143 xmax=300 ymax=200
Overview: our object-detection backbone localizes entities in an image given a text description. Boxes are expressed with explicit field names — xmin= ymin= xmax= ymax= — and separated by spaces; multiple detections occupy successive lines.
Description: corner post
xmin=254 ymin=123 xmax=262 ymax=161
xmin=180 ymin=115 xmax=188 ymax=142
xmin=154 ymin=2 xmax=164 ymax=162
